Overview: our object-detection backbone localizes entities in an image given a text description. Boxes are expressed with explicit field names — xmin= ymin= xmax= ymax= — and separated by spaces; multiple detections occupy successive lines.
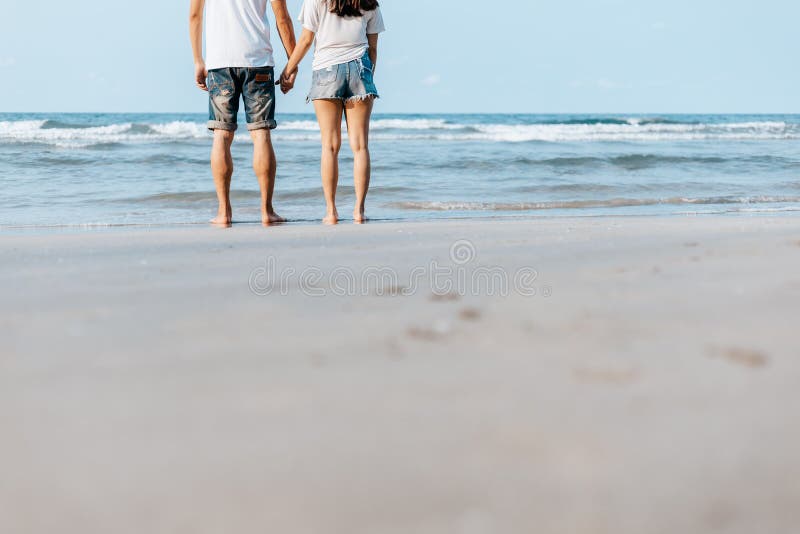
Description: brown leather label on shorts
xmin=255 ymin=73 xmax=271 ymax=82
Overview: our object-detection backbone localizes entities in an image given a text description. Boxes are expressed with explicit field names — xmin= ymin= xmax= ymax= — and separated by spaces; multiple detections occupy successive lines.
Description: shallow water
xmin=1 ymin=113 xmax=799 ymax=228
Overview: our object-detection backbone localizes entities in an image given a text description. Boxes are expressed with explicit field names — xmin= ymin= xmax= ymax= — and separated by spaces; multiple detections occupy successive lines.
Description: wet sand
xmin=2 ymin=215 xmax=800 ymax=533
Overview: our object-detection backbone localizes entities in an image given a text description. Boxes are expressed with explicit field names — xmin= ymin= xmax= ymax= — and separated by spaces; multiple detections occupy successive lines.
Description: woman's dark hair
xmin=329 ymin=0 xmax=379 ymax=17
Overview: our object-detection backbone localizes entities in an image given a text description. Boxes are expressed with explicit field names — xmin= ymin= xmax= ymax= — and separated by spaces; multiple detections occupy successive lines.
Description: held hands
xmin=195 ymin=61 xmax=208 ymax=91
xmin=278 ymin=66 xmax=298 ymax=94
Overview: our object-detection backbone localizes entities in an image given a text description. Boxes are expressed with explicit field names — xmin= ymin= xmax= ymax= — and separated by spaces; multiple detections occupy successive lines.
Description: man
xmin=189 ymin=0 xmax=297 ymax=226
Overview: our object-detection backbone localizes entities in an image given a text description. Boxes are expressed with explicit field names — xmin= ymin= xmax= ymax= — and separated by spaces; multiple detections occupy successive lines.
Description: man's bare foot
xmin=353 ymin=209 xmax=367 ymax=224
xmin=210 ymin=207 xmax=232 ymax=227
xmin=323 ymin=209 xmax=339 ymax=225
xmin=262 ymin=211 xmax=286 ymax=226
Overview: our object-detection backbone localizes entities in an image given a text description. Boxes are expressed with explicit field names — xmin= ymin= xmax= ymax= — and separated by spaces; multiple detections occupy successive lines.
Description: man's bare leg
xmin=313 ymin=99 xmax=344 ymax=225
xmin=210 ymin=129 xmax=235 ymax=226
xmin=250 ymin=128 xmax=285 ymax=226
xmin=344 ymin=97 xmax=374 ymax=224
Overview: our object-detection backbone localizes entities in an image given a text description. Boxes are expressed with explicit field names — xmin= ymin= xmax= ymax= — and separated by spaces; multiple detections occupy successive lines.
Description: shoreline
xmin=3 ymin=209 xmax=799 ymax=235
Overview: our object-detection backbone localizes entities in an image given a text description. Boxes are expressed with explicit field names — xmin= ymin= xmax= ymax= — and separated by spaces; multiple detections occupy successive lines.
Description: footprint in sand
xmin=573 ymin=366 xmax=640 ymax=385
xmin=707 ymin=346 xmax=769 ymax=369
xmin=407 ymin=321 xmax=452 ymax=341
xmin=429 ymin=292 xmax=461 ymax=302
xmin=459 ymin=307 xmax=482 ymax=321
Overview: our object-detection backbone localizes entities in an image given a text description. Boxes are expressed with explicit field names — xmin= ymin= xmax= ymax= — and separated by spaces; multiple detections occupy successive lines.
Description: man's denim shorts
xmin=307 ymin=51 xmax=379 ymax=104
xmin=207 ymin=67 xmax=277 ymax=131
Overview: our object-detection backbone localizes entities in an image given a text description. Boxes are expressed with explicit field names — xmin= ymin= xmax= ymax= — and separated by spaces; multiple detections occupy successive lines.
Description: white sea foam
xmin=388 ymin=196 xmax=800 ymax=212
xmin=0 ymin=118 xmax=797 ymax=147
xmin=0 ymin=120 xmax=207 ymax=148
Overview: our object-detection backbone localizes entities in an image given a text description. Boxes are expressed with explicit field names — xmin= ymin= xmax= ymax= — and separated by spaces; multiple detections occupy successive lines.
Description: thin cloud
xmin=0 ymin=57 xmax=17 ymax=68
xmin=421 ymin=74 xmax=441 ymax=87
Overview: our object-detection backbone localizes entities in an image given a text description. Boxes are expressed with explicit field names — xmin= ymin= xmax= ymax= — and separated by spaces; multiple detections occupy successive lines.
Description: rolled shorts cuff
xmin=246 ymin=120 xmax=278 ymax=131
xmin=207 ymin=120 xmax=238 ymax=132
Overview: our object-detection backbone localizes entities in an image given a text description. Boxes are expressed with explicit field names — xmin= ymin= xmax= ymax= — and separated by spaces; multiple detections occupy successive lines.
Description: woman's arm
xmin=367 ymin=33 xmax=379 ymax=73
xmin=280 ymin=28 xmax=315 ymax=91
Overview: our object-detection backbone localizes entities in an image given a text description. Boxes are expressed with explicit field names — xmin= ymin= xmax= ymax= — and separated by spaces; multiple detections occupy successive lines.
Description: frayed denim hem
xmin=345 ymin=93 xmax=379 ymax=104
xmin=306 ymin=93 xmax=380 ymax=104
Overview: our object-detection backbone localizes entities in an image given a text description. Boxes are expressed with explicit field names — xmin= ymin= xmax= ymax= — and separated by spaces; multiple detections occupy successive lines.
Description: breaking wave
xmin=2 ymin=117 xmax=798 ymax=147
xmin=388 ymin=196 xmax=800 ymax=212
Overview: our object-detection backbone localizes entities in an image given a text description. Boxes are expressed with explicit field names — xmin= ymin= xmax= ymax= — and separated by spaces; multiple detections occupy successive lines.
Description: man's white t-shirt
xmin=206 ymin=0 xmax=278 ymax=70
xmin=298 ymin=0 xmax=386 ymax=71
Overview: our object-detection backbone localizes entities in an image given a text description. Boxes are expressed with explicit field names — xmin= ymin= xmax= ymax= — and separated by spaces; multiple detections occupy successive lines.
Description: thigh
xmin=207 ymin=69 xmax=241 ymax=131
xmin=313 ymin=99 xmax=344 ymax=143
xmin=242 ymin=67 xmax=277 ymax=131
xmin=344 ymin=97 xmax=374 ymax=146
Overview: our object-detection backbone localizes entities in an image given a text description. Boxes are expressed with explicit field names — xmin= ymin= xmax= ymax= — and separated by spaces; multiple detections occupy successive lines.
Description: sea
xmin=1 ymin=113 xmax=799 ymax=229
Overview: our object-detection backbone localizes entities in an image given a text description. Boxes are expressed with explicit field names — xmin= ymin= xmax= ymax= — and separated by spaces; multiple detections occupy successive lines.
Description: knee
xmin=349 ymin=136 xmax=368 ymax=153
xmin=214 ymin=129 xmax=235 ymax=145
xmin=321 ymin=136 xmax=342 ymax=155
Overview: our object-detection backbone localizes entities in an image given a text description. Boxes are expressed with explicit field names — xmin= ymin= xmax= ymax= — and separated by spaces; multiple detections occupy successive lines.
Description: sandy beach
xmin=2 ymin=215 xmax=800 ymax=533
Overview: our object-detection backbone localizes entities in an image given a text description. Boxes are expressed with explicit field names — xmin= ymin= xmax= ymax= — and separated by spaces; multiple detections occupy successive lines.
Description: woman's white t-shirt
xmin=298 ymin=0 xmax=386 ymax=71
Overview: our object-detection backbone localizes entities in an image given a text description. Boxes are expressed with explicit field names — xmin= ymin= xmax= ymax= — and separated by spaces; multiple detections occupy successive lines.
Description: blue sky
xmin=0 ymin=0 xmax=798 ymax=113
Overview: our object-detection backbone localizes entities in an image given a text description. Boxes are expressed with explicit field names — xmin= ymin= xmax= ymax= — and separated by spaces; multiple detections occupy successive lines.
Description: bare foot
xmin=262 ymin=211 xmax=286 ymax=226
xmin=323 ymin=209 xmax=339 ymax=225
xmin=353 ymin=210 xmax=368 ymax=224
xmin=210 ymin=208 xmax=232 ymax=227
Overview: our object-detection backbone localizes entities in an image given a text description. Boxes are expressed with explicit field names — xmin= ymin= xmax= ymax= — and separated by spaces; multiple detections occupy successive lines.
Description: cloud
xmin=0 ymin=57 xmax=17 ymax=68
xmin=421 ymin=74 xmax=441 ymax=87
xmin=652 ymin=21 xmax=667 ymax=31
xmin=88 ymin=72 xmax=107 ymax=84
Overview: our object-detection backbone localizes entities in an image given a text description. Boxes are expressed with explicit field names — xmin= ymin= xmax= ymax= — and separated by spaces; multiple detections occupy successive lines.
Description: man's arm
xmin=271 ymin=0 xmax=298 ymax=91
xmin=189 ymin=0 xmax=207 ymax=91
xmin=271 ymin=0 xmax=297 ymax=60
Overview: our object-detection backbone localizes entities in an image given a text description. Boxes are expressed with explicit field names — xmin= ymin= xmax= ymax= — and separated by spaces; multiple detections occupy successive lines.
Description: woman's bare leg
xmin=344 ymin=97 xmax=374 ymax=223
xmin=313 ymin=99 xmax=344 ymax=225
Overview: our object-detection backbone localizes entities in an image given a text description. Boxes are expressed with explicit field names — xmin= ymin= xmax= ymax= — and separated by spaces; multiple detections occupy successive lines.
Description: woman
xmin=280 ymin=0 xmax=385 ymax=224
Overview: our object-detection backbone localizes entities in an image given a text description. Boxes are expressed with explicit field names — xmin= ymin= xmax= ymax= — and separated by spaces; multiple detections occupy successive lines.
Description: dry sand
xmin=1 ymin=215 xmax=800 ymax=533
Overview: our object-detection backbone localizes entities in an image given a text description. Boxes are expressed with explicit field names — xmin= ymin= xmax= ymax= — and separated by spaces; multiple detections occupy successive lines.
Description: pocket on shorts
xmin=245 ymin=68 xmax=275 ymax=101
xmin=313 ymin=68 xmax=338 ymax=87
xmin=208 ymin=71 xmax=235 ymax=97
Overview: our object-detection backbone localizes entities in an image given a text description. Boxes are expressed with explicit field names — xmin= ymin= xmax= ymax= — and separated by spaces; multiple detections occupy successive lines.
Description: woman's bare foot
xmin=262 ymin=210 xmax=286 ymax=226
xmin=323 ymin=208 xmax=339 ymax=225
xmin=353 ymin=209 xmax=367 ymax=224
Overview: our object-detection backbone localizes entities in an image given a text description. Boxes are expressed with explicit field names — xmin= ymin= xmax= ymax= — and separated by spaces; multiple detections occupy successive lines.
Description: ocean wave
xmin=0 ymin=120 xmax=208 ymax=148
xmin=1 ymin=118 xmax=798 ymax=147
xmin=119 ymin=185 xmax=413 ymax=205
xmin=387 ymin=196 xmax=800 ymax=212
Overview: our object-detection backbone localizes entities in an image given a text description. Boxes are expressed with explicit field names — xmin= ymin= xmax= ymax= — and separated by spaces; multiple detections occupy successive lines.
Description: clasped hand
xmin=277 ymin=66 xmax=298 ymax=94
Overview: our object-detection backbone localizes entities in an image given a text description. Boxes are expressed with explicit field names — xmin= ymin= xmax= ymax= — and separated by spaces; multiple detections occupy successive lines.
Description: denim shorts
xmin=307 ymin=51 xmax=379 ymax=103
xmin=207 ymin=67 xmax=277 ymax=131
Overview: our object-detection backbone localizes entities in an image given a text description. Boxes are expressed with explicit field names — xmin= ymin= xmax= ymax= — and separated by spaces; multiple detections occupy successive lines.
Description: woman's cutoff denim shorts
xmin=307 ymin=51 xmax=379 ymax=104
